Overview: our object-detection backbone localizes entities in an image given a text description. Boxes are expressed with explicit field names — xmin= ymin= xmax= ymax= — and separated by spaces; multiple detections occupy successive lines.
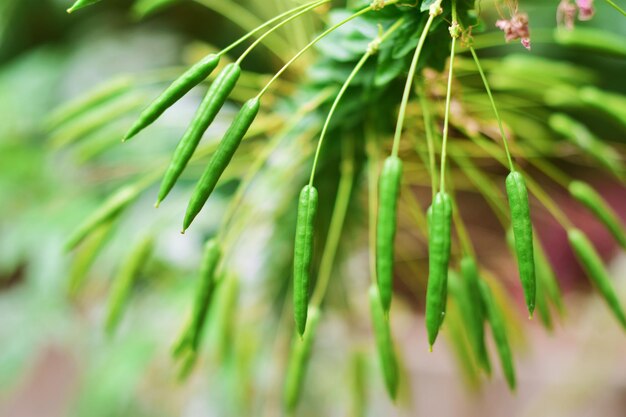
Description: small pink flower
xmin=496 ymin=12 xmax=531 ymax=50
xmin=576 ymin=0 xmax=595 ymax=20
xmin=557 ymin=0 xmax=577 ymax=29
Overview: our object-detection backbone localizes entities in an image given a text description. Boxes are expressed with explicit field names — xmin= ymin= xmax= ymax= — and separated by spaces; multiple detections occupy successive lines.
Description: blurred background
xmin=1 ymin=0 xmax=625 ymax=416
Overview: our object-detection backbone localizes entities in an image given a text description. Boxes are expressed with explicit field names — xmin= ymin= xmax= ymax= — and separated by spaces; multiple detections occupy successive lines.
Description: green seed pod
xmin=67 ymin=219 xmax=115 ymax=296
xmin=182 ymin=96 xmax=260 ymax=231
xmin=579 ymin=86 xmax=626 ymax=128
xmin=157 ymin=63 xmax=242 ymax=205
xmin=187 ymin=239 xmax=222 ymax=351
xmin=293 ymin=185 xmax=319 ymax=336
xmin=505 ymin=171 xmax=536 ymax=317
xmin=549 ymin=114 xmax=622 ymax=177
xmin=534 ymin=239 xmax=565 ymax=316
xmin=65 ymin=184 xmax=141 ymax=251
xmin=67 ymin=0 xmax=101 ymax=13
xmin=50 ymin=92 xmax=145 ymax=149
xmin=284 ymin=307 xmax=321 ymax=413
xmin=124 ymin=54 xmax=221 ymax=141
xmin=568 ymin=228 xmax=626 ymax=328
xmin=459 ymin=256 xmax=491 ymax=374
xmin=479 ymin=280 xmax=516 ymax=391
xmin=369 ymin=285 xmax=399 ymax=400
xmin=104 ymin=235 xmax=154 ymax=335
xmin=213 ymin=274 xmax=240 ymax=362
xmin=425 ymin=191 xmax=452 ymax=349
xmin=376 ymin=156 xmax=403 ymax=313
xmin=569 ymin=181 xmax=626 ymax=249
xmin=46 ymin=76 xmax=132 ymax=130
xmin=535 ymin=279 xmax=553 ymax=331
xmin=349 ymin=351 xmax=367 ymax=417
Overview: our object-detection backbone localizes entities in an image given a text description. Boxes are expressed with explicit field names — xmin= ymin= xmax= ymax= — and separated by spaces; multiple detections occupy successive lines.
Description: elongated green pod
xmin=46 ymin=76 xmax=132 ymax=129
xmin=284 ymin=307 xmax=321 ymax=413
xmin=535 ymin=278 xmax=553 ymax=331
xmin=459 ymin=256 xmax=491 ymax=374
xmin=479 ymin=280 xmax=516 ymax=390
xmin=187 ymin=239 xmax=222 ymax=351
xmin=505 ymin=171 xmax=536 ymax=317
xmin=182 ymin=96 xmax=260 ymax=231
xmin=293 ymin=185 xmax=318 ymax=336
xmin=549 ymin=114 xmax=622 ymax=177
xmin=426 ymin=191 xmax=452 ymax=349
xmin=568 ymin=228 xmax=626 ymax=328
xmin=67 ymin=220 xmax=115 ymax=296
xmin=157 ymin=63 xmax=242 ymax=205
xmin=177 ymin=349 xmax=198 ymax=382
xmin=534 ymin=239 xmax=565 ymax=316
xmin=369 ymin=285 xmax=399 ymax=400
xmin=124 ymin=54 xmax=221 ymax=141
xmin=105 ymin=235 xmax=154 ymax=334
xmin=569 ymin=181 xmax=626 ymax=249
xmin=376 ymin=156 xmax=403 ymax=313
xmin=65 ymin=184 xmax=141 ymax=251
xmin=580 ymin=86 xmax=626 ymax=128
xmin=213 ymin=274 xmax=240 ymax=361
xmin=349 ymin=351 xmax=367 ymax=417
xmin=67 ymin=0 xmax=101 ymax=13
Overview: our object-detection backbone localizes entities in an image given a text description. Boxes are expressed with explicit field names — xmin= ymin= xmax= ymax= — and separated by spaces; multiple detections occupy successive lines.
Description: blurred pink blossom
xmin=496 ymin=12 xmax=531 ymax=50
xmin=576 ymin=0 xmax=595 ymax=20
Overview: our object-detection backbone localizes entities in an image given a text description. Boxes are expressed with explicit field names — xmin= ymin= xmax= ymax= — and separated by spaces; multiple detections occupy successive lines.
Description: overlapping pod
xmin=65 ymin=184 xmax=141 ymax=251
xmin=67 ymin=0 xmax=101 ymax=13
xmin=186 ymin=239 xmax=222 ymax=351
xmin=505 ymin=171 xmax=536 ymax=316
xmin=284 ymin=307 xmax=321 ymax=413
xmin=158 ymin=63 xmax=242 ymax=205
xmin=293 ymin=185 xmax=319 ymax=336
xmin=459 ymin=256 xmax=491 ymax=373
xmin=125 ymin=54 xmax=221 ymax=141
xmin=479 ymin=280 xmax=516 ymax=390
xmin=369 ymin=285 xmax=399 ymax=400
xmin=425 ymin=191 xmax=452 ymax=349
xmin=568 ymin=228 xmax=626 ymax=328
xmin=376 ymin=156 xmax=403 ymax=313
xmin=534 ymin=239 xmax=565 ymax=315
xmin=569 ymin=181 xmax=626 ymax=249
xmin=182 ymin=96 xmax=260 ymax=230
xmin=105 ymin=235 xmax=154 ymax=334
xmin=67 ymin=220 xmax=115 ymax=296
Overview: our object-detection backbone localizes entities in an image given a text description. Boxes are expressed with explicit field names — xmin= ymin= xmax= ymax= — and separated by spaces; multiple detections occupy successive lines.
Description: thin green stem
xmin=310 ymin=137 xmax=355 ymax=307
xmin=417 ymin=82 xmax=438 ymax=198
xmin=235 ymin=0 xmax=329 ymax=64
xmin=308 ymin=18 xmax=405 ymax=187
xmin=257 ymin=3 xmax=389 ymax=99
xmin=604 ymin=0 xmax=626 ymax=17
xmin=469 ymin=46 xmax=515 ymax=172
xmin=439 ymin=33 xmax=458 ymax=192
xmin=391 ymin=3 xmax=441 ymax=157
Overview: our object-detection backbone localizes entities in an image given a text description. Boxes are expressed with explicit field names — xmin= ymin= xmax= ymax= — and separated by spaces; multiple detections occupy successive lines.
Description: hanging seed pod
xmin=568 ymin=228 xmax=626 ymax=328
xmin=479 ymin=280 xmax=516 ymax=391
xmin=105 ymin=235 xmax=155 ymax=335
xmin=65 ymin=183 xmax=141 ymax=251
xmin=182 ymin=96 xmax=260 ymax=231
xmin=369 ymin=285 xmax=399 ymax=400
xmin=157 ymin=63 xmax=242 ymax=205
xmin=426 ymin=191 xmax=452 ymax=349
xmin=67 ymin=0 xmax=102 ymax=13
xmin=293 ymin=185 xmax=319 ymax=336
xmin=376 ymin=156 xmax=403 ymax=313
xmin=460 ymin=256 xmax=491 ymax=374
xmin=505 ymin=171 xmax=536 ymax=317
xmin=569 ymin=181 xmax=626 ymax=249
xmin=124 ymin=54 xmax=221 ymax=141
xmin=284 ymin=307 xmax=321 ymax=413
xmin=534 ymin=238 xmax=565 ymax=316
